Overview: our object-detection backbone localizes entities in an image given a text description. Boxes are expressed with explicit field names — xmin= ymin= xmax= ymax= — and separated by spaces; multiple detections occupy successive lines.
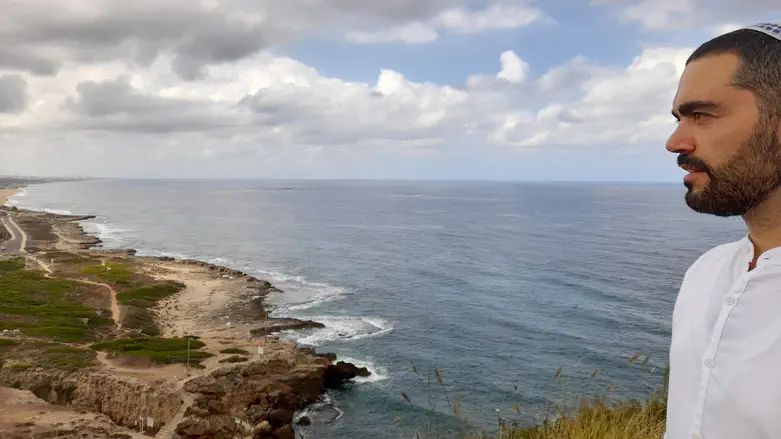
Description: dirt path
xmin=31 ymin=257 xmax=122 ymax=330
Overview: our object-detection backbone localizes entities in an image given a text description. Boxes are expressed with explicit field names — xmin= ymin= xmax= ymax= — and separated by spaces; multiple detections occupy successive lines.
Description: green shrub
xmin=116 ymin=281 xmax=185 ymax=308
xmin=219 ymin=356 xmax=249 ymax=364
xmin=90 ymin=337 xmax=213 ymax=366
xmin=219 ymin=348 xmax=250 ymax=355
xmin=0 ymin=342 xmax=97 ymax=370
xmin=82 ymin=262 xmax=133 ymax=284
xmin=7 ymin=363 xmax=33 ymax=370
xmin=0 ymin=259 xmax=113 ymax=343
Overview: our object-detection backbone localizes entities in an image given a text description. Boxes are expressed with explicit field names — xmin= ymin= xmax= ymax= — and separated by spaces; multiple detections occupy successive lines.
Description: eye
xmin=693 ymin=112 xmax=708 ymax=121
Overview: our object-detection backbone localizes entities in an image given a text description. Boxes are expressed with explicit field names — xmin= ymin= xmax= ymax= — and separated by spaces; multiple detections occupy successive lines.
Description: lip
xmin=683 ymin=171 xmax=706 ymax=184
xmin=679 ymin=164 xmax=706 ymax=174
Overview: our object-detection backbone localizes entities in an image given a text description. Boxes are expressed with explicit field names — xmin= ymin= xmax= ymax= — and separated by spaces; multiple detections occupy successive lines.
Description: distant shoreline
xmin=0 ymin=187 xmax=21 ymax=207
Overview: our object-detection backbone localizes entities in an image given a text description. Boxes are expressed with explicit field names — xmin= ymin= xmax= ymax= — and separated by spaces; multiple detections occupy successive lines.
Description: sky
xmin=1 ymin=0 xmax=781 ymax=181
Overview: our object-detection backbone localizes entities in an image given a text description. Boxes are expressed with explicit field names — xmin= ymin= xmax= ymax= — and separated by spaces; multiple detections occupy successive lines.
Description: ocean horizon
xmin=9 ymin=179 xmax=747 ymax=438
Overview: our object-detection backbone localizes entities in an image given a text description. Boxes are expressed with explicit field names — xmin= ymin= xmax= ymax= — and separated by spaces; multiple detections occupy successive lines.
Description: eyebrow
xmin=672 ymin=100 xmax=722 ymax=119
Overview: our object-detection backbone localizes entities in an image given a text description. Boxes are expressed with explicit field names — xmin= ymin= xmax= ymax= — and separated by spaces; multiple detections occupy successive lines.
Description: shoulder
xmin=682 ymin=237 xmax=745 ymax=281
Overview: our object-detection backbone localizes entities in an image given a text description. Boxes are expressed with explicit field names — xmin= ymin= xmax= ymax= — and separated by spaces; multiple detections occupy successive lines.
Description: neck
xmin=744 ymin=189 xmax=781 ymax=258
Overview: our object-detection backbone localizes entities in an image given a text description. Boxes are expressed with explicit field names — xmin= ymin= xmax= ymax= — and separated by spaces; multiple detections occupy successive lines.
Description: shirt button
xmin=725 ymin=296 xmax=737 ymax=306
xmin=704 ymin=359 xmax=714 ymax=368
xmin=693 ymin=434 xmax=701 ymax=439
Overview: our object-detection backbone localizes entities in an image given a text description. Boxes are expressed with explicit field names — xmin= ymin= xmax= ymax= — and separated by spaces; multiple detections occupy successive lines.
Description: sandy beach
xmin=0 ymin=188 xmax=18 ymax=206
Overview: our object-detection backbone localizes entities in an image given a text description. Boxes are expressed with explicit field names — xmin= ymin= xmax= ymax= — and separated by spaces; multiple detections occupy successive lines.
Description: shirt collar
xmin=741 ymin=234 xmax=781 ymax=267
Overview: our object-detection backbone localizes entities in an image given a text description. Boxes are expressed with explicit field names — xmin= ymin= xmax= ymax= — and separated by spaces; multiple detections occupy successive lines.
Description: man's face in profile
xmin=666 ymin=53 xmax=781 ymax=217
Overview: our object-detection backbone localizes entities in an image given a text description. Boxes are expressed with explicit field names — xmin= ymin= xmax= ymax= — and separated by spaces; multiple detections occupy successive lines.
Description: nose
xmin=666 ymin=125 xmax=695 ymax=155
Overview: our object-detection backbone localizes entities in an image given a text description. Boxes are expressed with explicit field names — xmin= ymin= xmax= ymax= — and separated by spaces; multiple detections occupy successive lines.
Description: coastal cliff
xmin=0 ymin=208 xmax=369 ymax=438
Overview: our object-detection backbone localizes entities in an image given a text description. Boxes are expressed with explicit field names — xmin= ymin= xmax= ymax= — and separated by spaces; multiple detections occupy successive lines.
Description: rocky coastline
xmin=0 ymin=205 xmax=369 ymax=439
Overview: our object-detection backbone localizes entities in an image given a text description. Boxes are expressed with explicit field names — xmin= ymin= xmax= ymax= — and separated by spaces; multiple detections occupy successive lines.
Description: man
xmin=665 ymin=22 xmax=781 ymax=439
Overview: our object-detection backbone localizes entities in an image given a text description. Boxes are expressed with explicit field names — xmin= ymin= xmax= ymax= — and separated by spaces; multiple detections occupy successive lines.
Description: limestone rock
xmin=269 ymin=409 xmax=294 ymax=427
xmin=274 ymin=424 xmax=294 ymax=439
xmin=323 ymin=361 xmax=371 ymax=388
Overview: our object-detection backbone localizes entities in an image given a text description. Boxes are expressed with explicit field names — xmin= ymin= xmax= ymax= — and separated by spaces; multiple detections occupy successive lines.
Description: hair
xmin=687 ymin=29 xmax=781 ymax=120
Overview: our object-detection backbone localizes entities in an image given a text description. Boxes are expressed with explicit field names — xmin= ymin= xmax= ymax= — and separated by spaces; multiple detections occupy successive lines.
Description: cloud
xmin=345 ymin=3 xmax=549 ymax=44
xmin=238 ymin=65 xmax=470 ymax=145
xmin=0 ymin=45 xmax=692 ymax=164
xmin=433 ymin=3 xmax=548 ymax=34
xmin=0 ymin=75 xmax=29 ymax=114
xmin=66 ymin=77 xmax=239 ymax=133
xmin=0 ymin=1 xmax=707 ymax=178
xmin=497 ymin=51 xmax=530 ymax=83
xmin=490 ymin=48 xmax=692 ymax=148
xmin=0 ymin=0 xmax=550 ymax=79
xmin=593 ymin=0 xmax=781 ymax=31
xmin=346 ymin=23 xmax=440 ymax=44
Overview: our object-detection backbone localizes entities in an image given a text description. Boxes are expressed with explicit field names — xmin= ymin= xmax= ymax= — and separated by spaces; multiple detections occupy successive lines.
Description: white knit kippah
xmin=743 ymin=22 xmax=781 ymax=40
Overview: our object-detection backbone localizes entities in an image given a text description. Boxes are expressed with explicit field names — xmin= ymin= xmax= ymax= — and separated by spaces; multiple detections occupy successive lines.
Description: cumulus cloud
xmin=491 ymin=48 xmax=692 ymax=148
xmin=346 ymin=23 xmax=440 ymax=44
xmin=66 ymin=77 xmax=240 ymax=133
xmin=0 ymin=75 xmax=29 ymax=114
xmin=593 ymin=0 xmax=781 ymax=30
xmin=346 ymin=3 xmax=549 ymax=44
xmin=0 ymin=45 xmax=691 ymax=160
xmin=0 ymin=0 xmax=549 ymax=77
xmin=497 ymin=51 xmax=530 ymax=83
xmin=0 ymin=0 xmax=710 ymax=178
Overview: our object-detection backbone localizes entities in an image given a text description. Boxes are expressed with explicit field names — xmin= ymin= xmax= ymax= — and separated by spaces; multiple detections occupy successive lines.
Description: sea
xmin=8 ymin=179 xmax=747 ymax=438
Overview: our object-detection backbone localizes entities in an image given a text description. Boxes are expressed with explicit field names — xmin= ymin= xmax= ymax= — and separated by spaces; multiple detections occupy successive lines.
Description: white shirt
xmin=666 ymin=235 xmax=781 ymax=439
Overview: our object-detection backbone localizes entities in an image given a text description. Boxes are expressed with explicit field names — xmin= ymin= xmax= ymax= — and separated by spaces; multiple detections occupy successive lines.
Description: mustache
xmin=677 ymin=154 xmax=712 ymax=175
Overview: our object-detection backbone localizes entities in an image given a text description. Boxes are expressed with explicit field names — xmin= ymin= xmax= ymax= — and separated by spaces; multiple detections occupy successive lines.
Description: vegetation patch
xmin=0 ymin=341 xmax=97 ymax=371
xmin=6 ymin=363 xmax=33 ymax=370
xmin=120 ymin=306 xmax=160 ymax=336
xmin=0 ymin=259 xmax=114 ymax=343
xmin=219 ymin=348 xmax=249 ymax=355
xmin=90 ymin=337 xmax=214 ymax=366
xmin=0 ymin=339 xmax=19 ymax=347
xmin=116 ymin=281 xmax=185 ymax=308
xmin=82 ymin=262 xmax=133 ymax=284
xmin=45 ymin=251 xmax=103 ymax=268
xmin=13 ymin=215 xmax=57 ymax=247
xmin=479 ymin=398 xmax=667 ymax=439
xmin=219 ymin=356 xmax=249 ymax=364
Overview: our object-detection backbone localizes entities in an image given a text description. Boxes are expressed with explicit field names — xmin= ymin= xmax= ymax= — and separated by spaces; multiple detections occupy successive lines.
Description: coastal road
xmin=0 ymin=211 xmax=25 ymax=255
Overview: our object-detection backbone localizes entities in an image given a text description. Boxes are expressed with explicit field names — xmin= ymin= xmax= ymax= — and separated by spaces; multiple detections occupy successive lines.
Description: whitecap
xmin=136 ymin=248 xmax=193 ymax=260
xmin=249 ymin=268 xmax=348 ymax=311
xmin=289 ymin=316 xmax=394 ymax=346
xmin=80 ymin=221 xmax=137 ymax=248
xmin=338 ymin=356 xmax=389 ymax=383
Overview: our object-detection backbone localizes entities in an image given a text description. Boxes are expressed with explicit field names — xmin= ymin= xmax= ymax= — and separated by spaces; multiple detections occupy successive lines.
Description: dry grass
xmin=474 ymin=399 xmax=666 ymax=439
xmin=401 ymin=355 xmax=669 ymax=439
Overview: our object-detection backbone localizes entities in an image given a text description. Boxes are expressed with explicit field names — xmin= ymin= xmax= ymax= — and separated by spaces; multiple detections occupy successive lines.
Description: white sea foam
xmin=248 ymin=268 xmax=348 ymax=313
xmin=253 ymin=268 xmax=310 ymax=285
xmin=291 ymin=316 xmax=394 ymax=346
xmin=295 ymin=392 xmax=344 ymax=426
xmin=8 ymin=200 xmax=73 ymax=215
xmin=5 ymin=189 xmax=26 ymax=206
xmin=84 ymin=222 xmax=136 ymax=247
xmin=338 ymin=356 xmax=389 ymax=383
xmin=138 ymin=248 xmax=193 ymax=260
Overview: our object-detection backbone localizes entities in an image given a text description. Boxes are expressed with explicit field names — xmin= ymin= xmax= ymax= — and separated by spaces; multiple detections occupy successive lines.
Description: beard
xmin=681 ymin=118 xmax=781 ymax=217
